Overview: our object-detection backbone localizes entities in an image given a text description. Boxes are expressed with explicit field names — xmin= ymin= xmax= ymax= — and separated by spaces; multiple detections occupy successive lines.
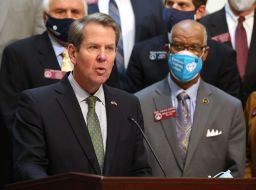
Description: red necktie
xmin=235 ymin=16 xmax=248 ymax=79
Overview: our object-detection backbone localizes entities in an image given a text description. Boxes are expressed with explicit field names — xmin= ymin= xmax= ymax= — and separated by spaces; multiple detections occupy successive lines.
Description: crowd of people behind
xmin=0 ymin=0 xmax=255 ymax=189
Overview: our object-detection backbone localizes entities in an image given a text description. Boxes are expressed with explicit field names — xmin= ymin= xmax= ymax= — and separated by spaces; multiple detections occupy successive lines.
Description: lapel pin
xmin=202 ymin=98 xmax=209 ymax=104
xmin=110 ymin=101 xmax=117 ymax=106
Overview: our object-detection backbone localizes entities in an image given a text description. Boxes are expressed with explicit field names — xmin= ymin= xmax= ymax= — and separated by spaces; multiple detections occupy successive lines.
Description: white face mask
xmin=229 ymin=0 xmax=255 ymax=12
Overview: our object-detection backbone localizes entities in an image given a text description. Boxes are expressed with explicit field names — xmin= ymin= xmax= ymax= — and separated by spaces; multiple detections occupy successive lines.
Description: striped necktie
xmin=86 ymin=96 xmax=104 ymax=173
xmin=108 ymin=0 xmax=125 ymax=75
xmin=176 ymin=92 xmax=192 ymax=165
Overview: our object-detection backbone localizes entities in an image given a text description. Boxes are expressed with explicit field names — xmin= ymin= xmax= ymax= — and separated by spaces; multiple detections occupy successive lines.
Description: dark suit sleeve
xmin=13 ymin=91 xmax=48 ymax=181
xmin=0 ymin=46 xmax=27 ymax=130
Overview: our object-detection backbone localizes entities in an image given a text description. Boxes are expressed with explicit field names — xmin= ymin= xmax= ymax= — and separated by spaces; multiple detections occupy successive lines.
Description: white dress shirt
xmin=225 ymin=3 xmax=254 ymax=49
xmin=69 ymin=73 xmax=107 ymax=152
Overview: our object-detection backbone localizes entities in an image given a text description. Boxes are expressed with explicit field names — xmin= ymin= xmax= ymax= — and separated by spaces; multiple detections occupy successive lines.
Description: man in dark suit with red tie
xmin=200 ymin=0 xmax=256 ymax=102
xmin=12 ymin=13 xmax=151 ymax=181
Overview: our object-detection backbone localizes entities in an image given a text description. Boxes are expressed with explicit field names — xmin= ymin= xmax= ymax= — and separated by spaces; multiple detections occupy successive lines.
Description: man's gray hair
xmin=42 ymin=0 xmax=88 ymax=15
xmin=68 ymin=13 xmax=121 ymax=50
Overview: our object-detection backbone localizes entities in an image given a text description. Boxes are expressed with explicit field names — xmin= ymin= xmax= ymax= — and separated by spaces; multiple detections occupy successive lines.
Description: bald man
xmin=136 ymin=20 xmax=246 ymax=177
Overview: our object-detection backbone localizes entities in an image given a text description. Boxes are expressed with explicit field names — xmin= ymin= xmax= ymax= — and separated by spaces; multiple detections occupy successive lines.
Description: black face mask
xmin=162 ymin=7 xmax=195 ymax=32
xmin=45 ymin=14 xmax=75 ymax=43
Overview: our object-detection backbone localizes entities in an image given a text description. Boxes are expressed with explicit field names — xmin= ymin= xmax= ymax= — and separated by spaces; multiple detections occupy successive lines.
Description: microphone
xmin=128 ymin=117 xmax=167 ymax=177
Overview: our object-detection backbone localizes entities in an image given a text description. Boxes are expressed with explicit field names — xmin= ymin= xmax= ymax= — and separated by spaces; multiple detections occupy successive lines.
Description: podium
xmin=4 ymin=172 xmax=256 ymax=190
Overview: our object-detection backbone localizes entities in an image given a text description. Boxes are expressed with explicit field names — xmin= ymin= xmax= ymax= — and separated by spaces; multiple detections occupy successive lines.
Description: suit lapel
xmin=37 ymin=32 xmax=60 ymax=70
xmin=184 ymin=81 xmax=213 ymax=170
xmin=153 ymin=78 xmax=184 ymax=170
xmin=102 ymin=85 xmax=121 ymax=175
xmin=55 ymin=77 xmax=101 ymax=174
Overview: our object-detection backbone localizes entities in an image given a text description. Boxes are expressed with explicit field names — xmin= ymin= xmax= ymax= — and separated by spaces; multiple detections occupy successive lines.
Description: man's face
xmin=170 ymin=23 xmax=208 ymax=60
xmin=48 ymin=0 xmax=85 ymax=19
xmin=68 ymin=22 xmax=117 ymax=93
xmin=165 ymin=0 xmax=195 ymax=11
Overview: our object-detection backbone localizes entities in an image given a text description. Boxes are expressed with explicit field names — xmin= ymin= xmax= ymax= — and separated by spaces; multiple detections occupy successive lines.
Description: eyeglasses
xmin=167 ymin=43 xmax=206 ymax=53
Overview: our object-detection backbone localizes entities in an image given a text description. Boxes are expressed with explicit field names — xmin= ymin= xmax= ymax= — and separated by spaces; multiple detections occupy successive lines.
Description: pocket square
xmin=206 ymin=129 xmax=222 ymax=137
xmin=211 ymin=32 xmax=231 ymax=43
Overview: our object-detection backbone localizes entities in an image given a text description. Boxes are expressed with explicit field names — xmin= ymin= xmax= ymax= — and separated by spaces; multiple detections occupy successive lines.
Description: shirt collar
xmin=225 ymin=2 xmax=254 ymax=21
xmin=168 ymin=75 xmax=200 ymax=102
xmin=48 ymin=33 xmax=65 ymax=57
xmin=68 ymin=73 xmax=105 ymax=105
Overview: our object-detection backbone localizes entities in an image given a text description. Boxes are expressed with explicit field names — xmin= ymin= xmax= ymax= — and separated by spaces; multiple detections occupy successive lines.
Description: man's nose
xmin=172 ymin=4 xmax=181 ymax=10
xmin=65 ymin=11 xmax=73 ymax=18
xmin=97 ymin=50 xmax=107 ymax=62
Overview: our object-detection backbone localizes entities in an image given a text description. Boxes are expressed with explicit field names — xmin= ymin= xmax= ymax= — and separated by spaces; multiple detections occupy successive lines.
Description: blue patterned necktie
xmin=108 ymin=0 xmax=125 ymax=75
xmin=86 ymin=96 xmax=104 ymax=173
xmin=176 ymin=92 xmax=192 ymax=164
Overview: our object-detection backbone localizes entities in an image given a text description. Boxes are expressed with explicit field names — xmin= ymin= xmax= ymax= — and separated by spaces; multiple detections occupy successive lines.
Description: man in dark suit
xmin=126 ymin=0 xmax=241 ymax=100
xmin=87 ymin=0 xmax=166 ymax=85
xmin=200 ymin=0 xmax=256 ymax=102
xmin=136 ymin=20 xmax=245 ymax=177
xmin=13 ymin=13 xmax=151 ymax=181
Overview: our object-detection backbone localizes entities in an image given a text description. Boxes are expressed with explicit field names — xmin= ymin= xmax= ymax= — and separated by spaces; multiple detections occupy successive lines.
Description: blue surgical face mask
xmin=168 ymin=50 xmax=203 ymax=82
xmin=162 ymin=7 xmax=195 ymax=32
xmin=45 ymin=14 xmax=75 ymax=43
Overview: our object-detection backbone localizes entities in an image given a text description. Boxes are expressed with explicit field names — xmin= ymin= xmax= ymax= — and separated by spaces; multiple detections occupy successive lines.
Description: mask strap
xmin=199 ymin=48 xmax=205 ymax=58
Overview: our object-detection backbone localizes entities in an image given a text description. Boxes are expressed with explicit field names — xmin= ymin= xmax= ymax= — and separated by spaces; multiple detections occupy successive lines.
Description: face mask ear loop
xmin=200 ymin=48 xmax=205 ymax=58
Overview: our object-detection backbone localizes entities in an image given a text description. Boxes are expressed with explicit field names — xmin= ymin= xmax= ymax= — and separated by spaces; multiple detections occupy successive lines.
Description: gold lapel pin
xmin=110 ymin=101 xmax=117 ymax=106
xmin=202 ymin=98 xmax=209 ymax=104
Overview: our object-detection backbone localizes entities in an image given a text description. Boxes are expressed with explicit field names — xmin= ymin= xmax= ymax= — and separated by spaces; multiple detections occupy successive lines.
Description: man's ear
xmin=68 ymin=44 xmax=78 ymax=66
xmin=43 ymin=12 xmax=48 ymax=24
xmin=202 ymin=46 xmax=209 ymax=62
xmin=195 ymin=5 xmax=206 ymax=20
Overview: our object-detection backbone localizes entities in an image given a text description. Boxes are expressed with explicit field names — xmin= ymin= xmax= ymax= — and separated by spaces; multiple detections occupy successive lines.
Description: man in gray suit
xmin=136 ymin=20 xmax=246 ymax=178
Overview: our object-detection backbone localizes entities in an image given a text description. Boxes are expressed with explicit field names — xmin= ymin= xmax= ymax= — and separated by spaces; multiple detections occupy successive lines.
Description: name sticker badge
xmin=44 ymin=69 xmax=66 ymax=80
xmin=154 ymin=107 xmax=176 ymax=121
xmin=149 ymin=51 xmax=167 ymax=61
